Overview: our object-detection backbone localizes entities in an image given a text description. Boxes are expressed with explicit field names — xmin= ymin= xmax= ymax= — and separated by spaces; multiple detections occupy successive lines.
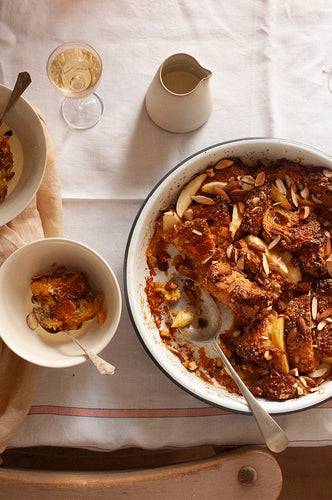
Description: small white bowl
xmin=0 ymin=238 xmax=122 ymax=368
xmin=0 ymin=84 xmax=47 ymax=226
xmin=125 ymin=137 xmax=332 ymax=414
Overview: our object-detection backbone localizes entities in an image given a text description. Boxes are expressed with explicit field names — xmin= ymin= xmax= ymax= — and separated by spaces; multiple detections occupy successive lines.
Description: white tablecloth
xmin=1 ymin=0 xmax=331 ymax=450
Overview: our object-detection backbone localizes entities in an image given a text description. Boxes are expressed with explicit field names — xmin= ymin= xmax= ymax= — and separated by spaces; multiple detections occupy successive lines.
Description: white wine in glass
xmin=47 ymin=41 xmax=103 ymax=129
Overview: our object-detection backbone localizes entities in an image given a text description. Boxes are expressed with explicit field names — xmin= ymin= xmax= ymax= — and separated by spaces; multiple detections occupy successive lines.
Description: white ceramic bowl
xmin=0 ymin=84 xmax=46 ymax=226
xmin=125 ymin=137 xmax=332 ymax=414
xmin=0 ymin=238 xmax=122 ymax=368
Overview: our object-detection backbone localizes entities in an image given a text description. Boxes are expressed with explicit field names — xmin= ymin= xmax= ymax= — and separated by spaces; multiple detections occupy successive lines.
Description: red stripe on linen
xmin=28 ymin=406 xmax=230 ymax=418
xmin=28 ymin=399 xmax=332 ymax=418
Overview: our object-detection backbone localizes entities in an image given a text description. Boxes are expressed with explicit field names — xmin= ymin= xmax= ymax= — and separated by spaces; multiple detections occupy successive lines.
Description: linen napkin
xmin=0 ymin=116 xmax=63 ymax=453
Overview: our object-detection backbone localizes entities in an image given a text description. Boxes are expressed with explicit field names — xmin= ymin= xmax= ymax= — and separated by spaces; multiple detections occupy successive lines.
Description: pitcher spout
xmin=160 ymin=53 xmax=212 ymax=95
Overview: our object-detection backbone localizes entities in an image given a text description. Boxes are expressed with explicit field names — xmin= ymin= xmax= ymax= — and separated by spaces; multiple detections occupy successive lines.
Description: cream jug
xmin=145 ymin=53 xmax=213 ymax=133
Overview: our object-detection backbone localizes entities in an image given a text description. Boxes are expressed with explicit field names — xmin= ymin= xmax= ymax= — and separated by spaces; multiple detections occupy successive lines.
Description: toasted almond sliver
xmin=241 ymin=182 xmax=255 ymax=191
xmin=191 ymin=195 xmax=214 ymax=205
xmin=299 ymin=205 xmax=310 ymax=220
xmin=241 ymin=175 xmax=255 ymax=185
xmin=236 ymin=255 xmax=245 ymax=270
xmin=285 ymin=174 xmax=293 ymax=188
xmin=323 ymin=168 xmax=332 ymax=178
xmin=226 ymin=243 xmax=233 ymax=259
xmin=275 ymin=178 xmax=287 ymax=195
xmin=255 ymin=171 xmax=266 ymax=187
xmin=214 ymin=186 xmax=232 ymax=203
xmin=317 ymin=320 xmax=327 ymax=331
xmin=268 ymin=235 xmax=281 ymax=250
xmin=291 ymin=188 xmax=299 ymax=207
xmin=247 ymin=241 xmax=266 ymax=253
xmin=262 ymin=253 xmax=270 ymax=275
xmin=215 ymin=159 xmax=234 ymax=170
xmin=300 ymin=186 xmax=310 ymax=200
xmin=311 ymin=296 xmax=318 ymax=321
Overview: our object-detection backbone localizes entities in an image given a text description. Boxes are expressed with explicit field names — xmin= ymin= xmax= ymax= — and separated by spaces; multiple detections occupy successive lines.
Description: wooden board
xmin=0 ymin=446 xmax=281 ymax=500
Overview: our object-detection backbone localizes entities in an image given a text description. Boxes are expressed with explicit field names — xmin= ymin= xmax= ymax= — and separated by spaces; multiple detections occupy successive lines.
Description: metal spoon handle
xmin=0 ymin=72 xmax=32 ymax=126
xmin=65 ymin=331 xmax=115 ymax=376
xmin=213 ymin=341 xmax=288 ymax=453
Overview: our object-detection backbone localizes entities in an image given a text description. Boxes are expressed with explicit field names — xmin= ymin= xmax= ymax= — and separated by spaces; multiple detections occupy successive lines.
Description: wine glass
xmin=46 ymin=41 xmax=103 ymax=130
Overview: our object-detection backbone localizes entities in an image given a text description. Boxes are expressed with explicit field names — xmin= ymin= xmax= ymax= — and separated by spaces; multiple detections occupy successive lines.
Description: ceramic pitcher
xmin=145 ymin=53 xmax=213 ymax=133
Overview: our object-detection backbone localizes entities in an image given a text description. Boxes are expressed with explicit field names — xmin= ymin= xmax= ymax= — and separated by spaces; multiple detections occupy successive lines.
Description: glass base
xmin=61 ymin=93 xmax=104 ymax=130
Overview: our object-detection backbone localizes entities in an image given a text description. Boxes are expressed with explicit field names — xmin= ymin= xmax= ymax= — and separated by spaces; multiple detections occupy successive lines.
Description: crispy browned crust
xmin=146 ymin=157 xmax=332 ymax=400
xmin=277 ymin=159 xmax=332 ymax=208
xmin=164 ymin=218 xmax=216 ymax=263
xmin=240 ymin=182 xmax=270 ymax=235
xmin=236 ymin=316 xmax=273 ymax=368
xmin=255 ymin=372 xmax=309 ymax=400
xmin=30 ymin=267 xmax=104 ymax=333
xmin=262 ymin=206 xmax=323 ymax=252
xmin=188 ymin=200 xmax=231 ymax=249
xmin=196 ymin=261 xmax=274 ymax=326
xmin=284 ymin=295 xmax=315 ymax=374
xmin=313 ymin=280 xmax=332 ymax=361
xmin=0 ymin=135 xmax=14 ymax=203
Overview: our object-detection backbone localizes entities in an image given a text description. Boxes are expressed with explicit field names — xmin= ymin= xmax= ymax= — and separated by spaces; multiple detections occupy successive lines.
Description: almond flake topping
xmin=241 ymin=175 xmax=255 ymax=185
xmin=215 ymin=159 xmax=234 ymax=170
xmin=291 ymin=188 xmax=299 ymax=207
xmin=285 ymin=174 xmax=293 ymax=188
xmin=275 ymin=178 xmax=287 ymax=195
xmin=311 ymin=296 xmax=318 ymax=320
xmin=299 ymin=205 xmax=310 ymax=220
xmin=191 ymin=195 xmax=214 ymax=205
xmin=201 ymin=255 xmax=213 ymax=265
xmin=242 ymin=183 xmax=255 ymax=191
xmin=226 ymin=244 xmax=233 ymax=259
xmin=255 ymin=171 xmax=265 ymax=187
xmin=323 ymin=168 xmax=332 ymax=178
xmin=317 ymin=320 xmax=327 ymax=331
xmin=268 ymin=235 xmax=281 ymax=250
xmin=262 ymin=253 xmax=270 ymax=275
xmin=214 ymin=186 xmax=231 ymax=203
xmin=300 ymin=186 xmax=310 ymax=200
xmin=236 ymin=255 xmax=245 ymax=270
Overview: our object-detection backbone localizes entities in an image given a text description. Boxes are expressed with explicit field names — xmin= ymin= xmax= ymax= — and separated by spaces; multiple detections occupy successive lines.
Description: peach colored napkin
xmin=0 ymin=116 xmax=63 ymax=452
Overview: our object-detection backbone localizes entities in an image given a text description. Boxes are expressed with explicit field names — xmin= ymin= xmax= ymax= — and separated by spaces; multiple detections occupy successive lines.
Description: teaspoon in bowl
xmin=0 ymin=72 xmax=32 ymax=126
xmin=61 ymin=330 xmax=115 ymax=375
xmin=170 ymin=276 xmax=288 ymax=454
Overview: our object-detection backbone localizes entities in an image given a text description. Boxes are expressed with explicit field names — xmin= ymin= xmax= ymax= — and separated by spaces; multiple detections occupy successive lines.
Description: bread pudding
xmin=145 ymin=157 xmax=332 ymax=401
xmin=27 ymin=267 xmax=105 ymax=333
xmin=0 ymin=134 xmax=14 ymax=203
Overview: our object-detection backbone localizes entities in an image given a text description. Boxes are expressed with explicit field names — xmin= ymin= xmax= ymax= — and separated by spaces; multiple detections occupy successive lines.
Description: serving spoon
xmin=0 ymin=72 xmax=32 ymax=127
xmin=61 ymin=330 xmax=115 ymax=375
xmin=170 ymin=276 xmax=288 ymax=453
